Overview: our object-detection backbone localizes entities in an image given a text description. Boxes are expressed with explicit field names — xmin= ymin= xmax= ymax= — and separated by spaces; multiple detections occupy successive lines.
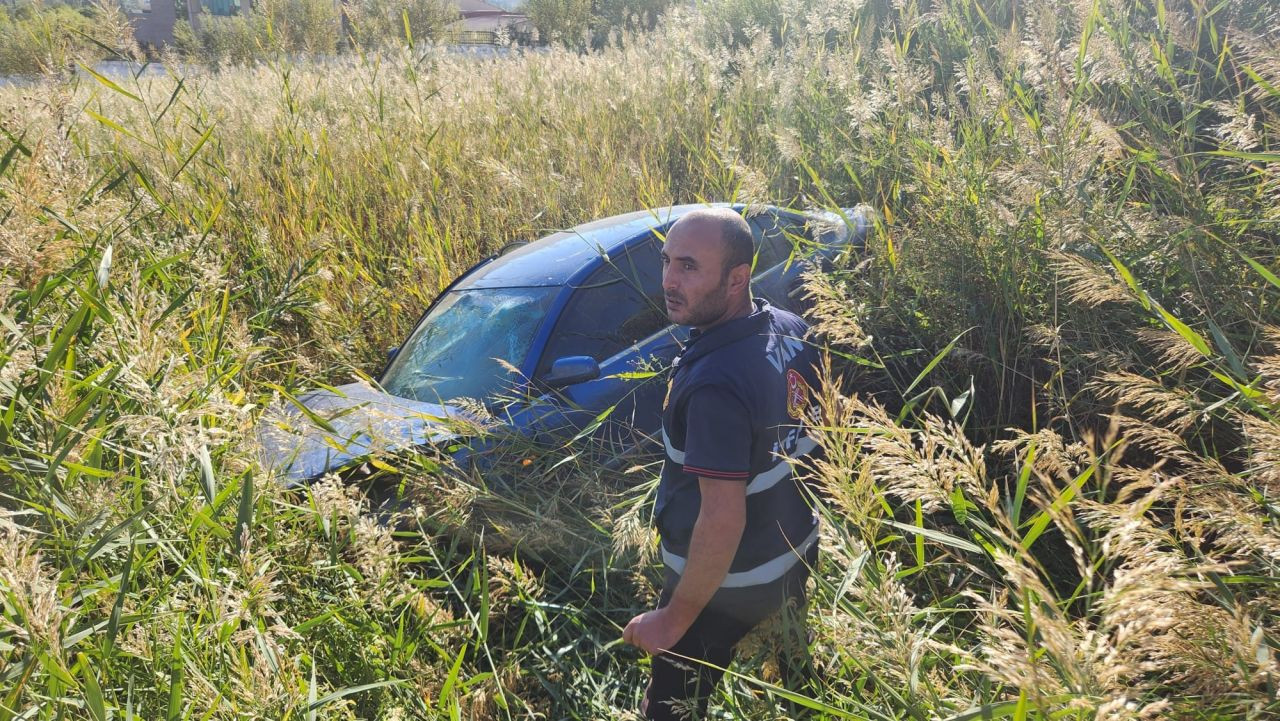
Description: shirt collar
xmin=674 ymin=298 xmax=772 ymax=370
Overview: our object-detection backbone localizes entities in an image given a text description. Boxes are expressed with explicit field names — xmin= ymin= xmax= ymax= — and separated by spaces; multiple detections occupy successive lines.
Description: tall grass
xmin=1 ymin=0 xmax=1277 ymax=718
xmin=0 ymin=0 xmax=135 ymax=75
xmin=172 ymin=0 xmax=462 ymax=66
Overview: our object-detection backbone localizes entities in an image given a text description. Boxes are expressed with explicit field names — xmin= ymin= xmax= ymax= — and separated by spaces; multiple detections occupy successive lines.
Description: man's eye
xmin=683 ymin=263 xmax=695 ymax=271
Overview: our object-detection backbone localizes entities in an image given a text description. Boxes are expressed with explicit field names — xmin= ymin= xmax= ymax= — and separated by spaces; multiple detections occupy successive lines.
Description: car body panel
xmin=258 ymin=382 xmax=470 ymax=485
xmin=453 ymin=205 xmax=711 ymax=290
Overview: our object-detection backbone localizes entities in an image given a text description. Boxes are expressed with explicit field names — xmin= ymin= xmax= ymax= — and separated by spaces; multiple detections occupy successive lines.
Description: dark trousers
xmin=642 ymin=556 xmax=814 ymax=721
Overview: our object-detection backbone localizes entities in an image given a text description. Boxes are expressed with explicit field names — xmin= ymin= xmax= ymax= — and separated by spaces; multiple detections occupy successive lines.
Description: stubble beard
xmin=669 ymin=279 xmax=730 ymax=329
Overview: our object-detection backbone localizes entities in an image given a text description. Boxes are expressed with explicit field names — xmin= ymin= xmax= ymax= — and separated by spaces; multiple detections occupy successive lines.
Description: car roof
xmin=452 ymin=203 xmax=742 ymax=290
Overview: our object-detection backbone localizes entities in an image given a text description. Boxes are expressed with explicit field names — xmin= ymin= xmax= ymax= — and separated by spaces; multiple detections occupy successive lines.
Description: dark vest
xmin=656 ymin=299 xmax=820 ymax=588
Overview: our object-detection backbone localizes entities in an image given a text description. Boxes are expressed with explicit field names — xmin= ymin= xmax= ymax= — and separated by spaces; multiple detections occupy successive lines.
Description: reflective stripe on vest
xmin=745 ymin=435 xmax=818 ymax=496
xmin=665 ymin=431 xmax=816 ymax=492
xmin=662 ymin=427 xmax=685 ymax=465
xmin=661 ymin=523 xmax=819 ymax=588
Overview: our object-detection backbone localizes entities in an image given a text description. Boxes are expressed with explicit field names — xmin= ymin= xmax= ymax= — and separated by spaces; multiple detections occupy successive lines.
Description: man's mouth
xmin=665 ymin=296 xmax=683 ymax=308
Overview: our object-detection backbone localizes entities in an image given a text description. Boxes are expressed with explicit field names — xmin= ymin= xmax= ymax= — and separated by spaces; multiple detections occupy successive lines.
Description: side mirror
xmin=386 ymin=346 xmax=400 ymax=364
xmin=542 ymin=355 xmax=600 ymax=389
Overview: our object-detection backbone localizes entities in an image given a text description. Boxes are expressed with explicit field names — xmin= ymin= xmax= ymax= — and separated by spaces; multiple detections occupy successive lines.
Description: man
xmin=622 ymin=208 xmax=822 ymax=720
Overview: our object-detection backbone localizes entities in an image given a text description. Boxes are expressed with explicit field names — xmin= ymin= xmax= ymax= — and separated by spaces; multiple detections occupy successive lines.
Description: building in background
xmin=120 ymin=0 xmax=197 ymax=48
xmin=452 ymin=0 xmax=530 ymax=43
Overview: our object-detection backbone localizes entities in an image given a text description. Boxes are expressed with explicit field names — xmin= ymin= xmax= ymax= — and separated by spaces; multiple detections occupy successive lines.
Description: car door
xmin=533 ymin=235 xmax=668 ymax=381
xmin=530 ymin=232 xmax=680 ymax=452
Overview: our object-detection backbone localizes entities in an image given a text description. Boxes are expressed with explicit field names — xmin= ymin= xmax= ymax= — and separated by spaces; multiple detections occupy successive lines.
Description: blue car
xmin=259 ymin=204 xmax=868 ymax=484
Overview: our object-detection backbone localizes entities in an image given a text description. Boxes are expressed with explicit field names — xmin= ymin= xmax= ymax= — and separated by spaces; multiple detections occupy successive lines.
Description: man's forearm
xmin=665 ymin=483 xmax=746 ymax=626
xmin=621 ymin=479 xmax=747 ymax=655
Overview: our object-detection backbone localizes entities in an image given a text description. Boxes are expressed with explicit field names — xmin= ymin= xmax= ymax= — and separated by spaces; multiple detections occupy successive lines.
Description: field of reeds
xmin=2 ymin=0 xmax=1278 ymax=718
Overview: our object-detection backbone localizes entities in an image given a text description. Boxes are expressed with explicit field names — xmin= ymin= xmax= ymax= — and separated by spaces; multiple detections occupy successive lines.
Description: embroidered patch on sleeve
xmin=785 ymin=368 xmax=811 ymax=420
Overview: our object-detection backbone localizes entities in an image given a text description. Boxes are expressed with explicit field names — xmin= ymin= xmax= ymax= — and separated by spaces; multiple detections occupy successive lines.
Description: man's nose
xmin=662 ymin=269 xmax=677 ymax=292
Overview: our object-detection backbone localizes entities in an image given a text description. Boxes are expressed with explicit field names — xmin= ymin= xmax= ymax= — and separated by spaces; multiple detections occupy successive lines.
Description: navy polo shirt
xmin=656 ymin=298 xmax=820 ymax=589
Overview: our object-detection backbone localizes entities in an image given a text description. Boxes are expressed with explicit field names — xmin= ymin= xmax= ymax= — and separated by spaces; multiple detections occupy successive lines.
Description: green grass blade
xmin=76 ymin=499 xmax=156 ymax=571
xmin=103 ymin=539 xmax=134 ymax=657
xmin=1206 ymin=317 xmax=1246 ymax=378
xmin=83 ymin=108 xmax=141 ymax=142
xmin=1021 ymin=463 xmax=1096 ymax=550
xmin=939 ymin=699 xmax=1026 ymax=721
xmin=307 ymin=679 xmax=405 ymax=712
xmin=1241 ymin=65 xmax=1280 ymax=99
xmin=438 ymin=643 xmax=467 ymax=709
xmin=0 ymin=124 xmax=31 ymax=157
xmin=171 ymin=123 xmax=217 ymax=181
xmin=1153 ymin=301 xmax=1211 ymax=357
xmin=235 ymin=472 xmax=254 ymax=553
xmin=0 ymin=655 xmax=35 ymax=721
xmin=77 ymin=63 xmax=142 ymax=102
xmin=77 ymin=653 xmax=107 ymax=721
xmin=1207 ymin=150 xmax=1280 ymax=162
xmin=1098 ymin=245 xmax=1149 ymax=309
xmin=882 ymin=519 xmax=982 ymax=554
xmin=36 ymin=303 xmax=89 ymax=395
xmin=306 ymin=656 xmax=317 ymax=721
xmin=1010 ymin=440 xmax=1036 ymax=527
xmin=714 ymin=660 xmax=891 ymax=719
xmin=265 ymin=383 xmax=339 ymax=434
xmin=913 ymin=498 xmax=925 ymax=566
xmin=166 ymin=622 xmax=184 ymax=721
xmin=903 ymin=328 xmax=969 ymax=397
xmin=1238 ymin=250 xmax=1280 ymax=291
xmin=0 ymin=133 xmax=28 ymax=178
xmin=197 ymin=445 xmax=216 ymax=507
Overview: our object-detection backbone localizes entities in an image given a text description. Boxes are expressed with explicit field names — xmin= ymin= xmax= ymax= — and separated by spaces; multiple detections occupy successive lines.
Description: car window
xmin=382 ymin=287 xmax=558 ymax=404
xmin=537 ymin=236 xmax=666 ymax=377
xmin=750 ymin=212 xmax=808 ymax=272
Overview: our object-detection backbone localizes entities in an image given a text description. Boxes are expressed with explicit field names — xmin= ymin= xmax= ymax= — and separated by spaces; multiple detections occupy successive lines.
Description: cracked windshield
xmin=381 ymin=288 xmax=557 ymax=404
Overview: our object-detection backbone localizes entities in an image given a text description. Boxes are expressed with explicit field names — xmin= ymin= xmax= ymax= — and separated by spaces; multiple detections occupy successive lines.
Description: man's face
xmin=661 ymin=220 xmax=734 ymax=328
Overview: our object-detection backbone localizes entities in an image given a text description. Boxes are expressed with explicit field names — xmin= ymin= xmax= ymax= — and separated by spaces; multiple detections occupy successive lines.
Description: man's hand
xmin=622 ymin=606 xmax=692 ymax=656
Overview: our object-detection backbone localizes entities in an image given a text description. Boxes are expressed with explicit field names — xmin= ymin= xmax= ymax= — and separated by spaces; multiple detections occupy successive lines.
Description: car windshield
xmin=381 ymin=287 xmax=557 ymax=404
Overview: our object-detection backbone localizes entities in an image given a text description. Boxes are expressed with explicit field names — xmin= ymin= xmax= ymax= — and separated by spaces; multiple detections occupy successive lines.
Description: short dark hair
xmin=678 ymin=208 xmax=754 ymax=275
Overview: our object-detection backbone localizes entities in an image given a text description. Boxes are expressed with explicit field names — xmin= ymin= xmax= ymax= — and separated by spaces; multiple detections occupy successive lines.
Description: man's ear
xmin=729 ymin=263 xmax=751 ymax=294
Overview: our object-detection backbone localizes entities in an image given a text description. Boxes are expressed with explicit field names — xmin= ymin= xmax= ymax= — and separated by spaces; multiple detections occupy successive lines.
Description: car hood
xmin=257 ymin=381 xmax=471 ymax=485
